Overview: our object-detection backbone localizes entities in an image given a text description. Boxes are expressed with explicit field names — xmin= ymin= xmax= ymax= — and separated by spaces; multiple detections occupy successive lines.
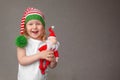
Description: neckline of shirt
xmin=28 ymin=37 xmax=43 ymax=44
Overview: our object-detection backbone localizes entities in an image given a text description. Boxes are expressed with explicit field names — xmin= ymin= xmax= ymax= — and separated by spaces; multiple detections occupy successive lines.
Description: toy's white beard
xmin=46 ymin=40 xmax=60 ymax=51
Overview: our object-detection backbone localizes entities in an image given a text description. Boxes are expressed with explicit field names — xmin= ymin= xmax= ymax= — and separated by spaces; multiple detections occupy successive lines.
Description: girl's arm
xmin=17 ymin=47 xmax=53 ymax=66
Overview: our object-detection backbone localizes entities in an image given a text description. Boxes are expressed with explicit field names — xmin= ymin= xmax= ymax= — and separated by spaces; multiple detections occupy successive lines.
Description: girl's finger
xmin=47 ymin=54 xmax=54 ymax=58
xmin=46 ymin=57 xmax=52 ymax=61
xmin=48 ymin=51 xmax=54 ymax=54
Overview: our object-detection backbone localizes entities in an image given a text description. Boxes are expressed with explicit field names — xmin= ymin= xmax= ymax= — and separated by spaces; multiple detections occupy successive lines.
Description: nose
xmin=33 ymin=24 xmax=37 ymax=29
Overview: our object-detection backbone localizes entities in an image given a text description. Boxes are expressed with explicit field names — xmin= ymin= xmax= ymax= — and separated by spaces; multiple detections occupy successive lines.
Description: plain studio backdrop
xmin=0 ymin=0 xmax=120 ymax=80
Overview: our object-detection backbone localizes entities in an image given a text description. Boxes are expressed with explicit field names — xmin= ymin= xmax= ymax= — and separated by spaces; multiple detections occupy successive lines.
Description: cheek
xmin=38 ymin=26 xmax=44 ymax=32
xmin=25 ymin=26 xmax=31 ymax=33
xmin=26 ymin=27 xmax=31 ymax=32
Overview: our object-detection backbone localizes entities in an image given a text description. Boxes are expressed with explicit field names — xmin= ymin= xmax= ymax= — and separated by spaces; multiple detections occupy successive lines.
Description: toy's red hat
xmin=49 ymin=26 xmax=56 ymax=37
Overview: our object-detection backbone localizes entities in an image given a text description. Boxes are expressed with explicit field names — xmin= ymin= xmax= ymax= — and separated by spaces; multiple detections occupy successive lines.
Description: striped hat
xmin=20 ymin=7 xmax=45 ymax=34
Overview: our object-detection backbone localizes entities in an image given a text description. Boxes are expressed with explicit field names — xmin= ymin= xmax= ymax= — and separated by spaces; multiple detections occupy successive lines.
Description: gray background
xmin=0 ymin=0 xmax=120 ymax=80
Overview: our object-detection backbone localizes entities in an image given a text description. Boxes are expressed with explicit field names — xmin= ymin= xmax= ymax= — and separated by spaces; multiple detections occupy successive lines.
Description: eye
xmin=36 ymin=22 xmax=42 ymax=25
xmin=29 ymin=23 xmax=33 ymax=25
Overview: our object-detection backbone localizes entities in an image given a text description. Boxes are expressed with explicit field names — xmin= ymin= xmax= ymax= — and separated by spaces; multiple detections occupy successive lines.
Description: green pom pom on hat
xmin=15 ymin=35 xmax=28 ymax=48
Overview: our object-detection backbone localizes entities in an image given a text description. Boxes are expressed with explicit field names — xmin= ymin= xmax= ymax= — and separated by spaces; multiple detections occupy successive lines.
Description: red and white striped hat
xmin=20 ymin=7 xmax=45 ymax=34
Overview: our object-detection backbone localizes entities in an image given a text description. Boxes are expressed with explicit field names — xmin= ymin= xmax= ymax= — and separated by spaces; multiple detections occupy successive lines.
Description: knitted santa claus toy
xmin=39 ymin=26 xmax=60 ymax=74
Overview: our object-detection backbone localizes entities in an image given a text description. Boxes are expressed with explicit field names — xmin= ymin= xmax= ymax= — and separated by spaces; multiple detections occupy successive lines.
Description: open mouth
xmin=31 ymin=31 xmax=39 ymax=34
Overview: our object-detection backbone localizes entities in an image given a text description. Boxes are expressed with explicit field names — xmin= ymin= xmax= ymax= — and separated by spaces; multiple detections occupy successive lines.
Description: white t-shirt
xmin=18 ymin=38 xmax=47 ymax=80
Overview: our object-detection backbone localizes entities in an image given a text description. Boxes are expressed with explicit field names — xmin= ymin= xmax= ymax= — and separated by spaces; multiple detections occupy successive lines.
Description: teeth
xmin=32 ymin=30 xmax=37 ymax=31
xmin=33 ymin=31 xmax=37 ymax=32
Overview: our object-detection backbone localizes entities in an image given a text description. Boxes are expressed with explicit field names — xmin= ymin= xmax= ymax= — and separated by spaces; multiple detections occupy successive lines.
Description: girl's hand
xmin=38 ymin=50 xmax=55 ymax=61
xmin=48 ymin=54 xmax=56 ymax=62
xmin=49 ymin=55 xmax=57 ymax=69
xmin=38 ymin=50 xmax=57 ymax=68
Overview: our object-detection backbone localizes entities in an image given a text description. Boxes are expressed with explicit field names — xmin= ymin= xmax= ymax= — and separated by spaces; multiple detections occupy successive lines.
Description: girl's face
xmin=26 ymin=20 xmax=44 ymax=40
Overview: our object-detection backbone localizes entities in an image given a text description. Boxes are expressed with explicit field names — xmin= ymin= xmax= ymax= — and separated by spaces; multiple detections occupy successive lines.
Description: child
xmin=15 ymin=7 xmax=58 ymax=80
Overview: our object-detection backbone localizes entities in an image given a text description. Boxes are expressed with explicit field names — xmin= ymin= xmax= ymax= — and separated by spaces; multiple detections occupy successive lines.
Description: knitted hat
xmin=48 ymin=26 xmax=56 ymax=38
xmin=16 ymin=7 xmax=45 ymax=48
xmin=20 ymin=7 xmax=45 ymax=34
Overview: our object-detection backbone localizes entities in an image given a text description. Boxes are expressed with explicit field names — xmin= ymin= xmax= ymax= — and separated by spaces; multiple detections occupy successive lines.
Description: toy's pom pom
xmin=15 ymin=35 xmax=28 ymax=48
xmin=51 ymin=26 xmax=54 ymax=29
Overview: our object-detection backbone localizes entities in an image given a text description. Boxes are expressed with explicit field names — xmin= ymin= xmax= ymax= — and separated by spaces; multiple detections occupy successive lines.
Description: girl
xmin=16 ymin=7 xmax=57 ymax=80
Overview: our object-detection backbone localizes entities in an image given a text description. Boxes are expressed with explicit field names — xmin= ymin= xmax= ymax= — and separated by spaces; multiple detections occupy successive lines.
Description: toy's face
xmin=48 ymin=37 xmax=57 ymax=44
